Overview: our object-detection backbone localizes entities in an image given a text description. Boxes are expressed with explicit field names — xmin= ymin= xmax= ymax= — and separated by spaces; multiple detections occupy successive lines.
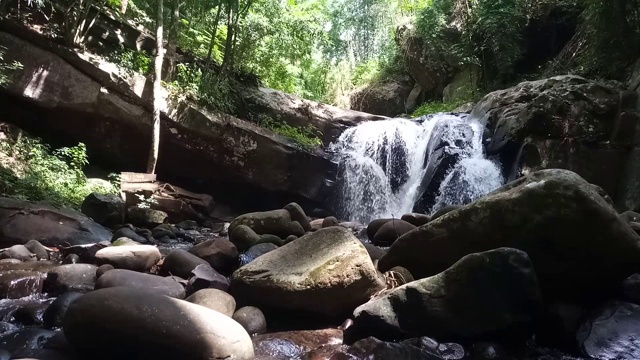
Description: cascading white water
xmin=329 ymin=113 xmax=504 ymax=224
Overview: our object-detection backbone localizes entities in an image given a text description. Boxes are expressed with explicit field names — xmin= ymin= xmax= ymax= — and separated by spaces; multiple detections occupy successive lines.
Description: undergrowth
xmin=0 ymin=136 xmax=119 ymax=209
xmin=411 ymin=99 xmax=470 ymax=117
xmin=258 ymin=116 xmax=323 ymax=151
xmin=108 ymin=47 xmax=153 ymax=76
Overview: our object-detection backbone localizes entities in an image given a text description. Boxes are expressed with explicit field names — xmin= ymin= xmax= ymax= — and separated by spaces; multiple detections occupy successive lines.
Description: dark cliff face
xmin=474 ymin=75 xmax=640 ymax=211
xmin=0 ymin=27 xmax=347 ymax=214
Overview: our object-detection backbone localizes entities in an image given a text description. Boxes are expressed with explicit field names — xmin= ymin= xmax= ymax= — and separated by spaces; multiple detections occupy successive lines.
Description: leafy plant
xmin=0 ymin=136 xmax=118 ymax=209
xmin=258 ymin=116 xmax=323 ymax=151
xmin=166 ymin=62 xmax=236 ymax=113
xmin=0 ymin=46 xmax=22 ymax=86
xmin=411 ymin=99 xmax=469 ymax=117
xmin=110 ymin=48 xmax=152 ymax=76
xmin=134 ymin=193 xmax=157 ymax=209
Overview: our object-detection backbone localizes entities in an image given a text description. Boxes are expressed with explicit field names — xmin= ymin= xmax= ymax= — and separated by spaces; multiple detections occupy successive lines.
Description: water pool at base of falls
xmin=328 ymin=113 xmax=504 ymax=224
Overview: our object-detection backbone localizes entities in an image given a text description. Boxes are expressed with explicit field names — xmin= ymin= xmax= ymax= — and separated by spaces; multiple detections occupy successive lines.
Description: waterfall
xmin=329 ymin=113 xmax=504 ymax=224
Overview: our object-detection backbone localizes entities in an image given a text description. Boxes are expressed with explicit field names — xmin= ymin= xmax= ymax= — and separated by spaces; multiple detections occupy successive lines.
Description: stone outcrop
xmin=378 ymin=169 xmax=640 ymax=302
xmin=0 ymin=25 xmax=356 ymax=213
xmin=350 ymin=77 xmax=415 ymax=117
xmin=353 ymin=248 xmax=541 ymax=341
xmin=237 ymin=87 xmax=387 ymax=145
xmin=396 ymin=24 xmax=455 ymax=100
xmin=0 ymin=197 xmax=112 ymax=248
xmin=474 ymin=75 xmax=640 ymax=209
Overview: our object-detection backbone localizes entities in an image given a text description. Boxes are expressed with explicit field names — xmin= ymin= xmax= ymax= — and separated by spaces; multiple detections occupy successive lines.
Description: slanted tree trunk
xmin=201 ymin=3 xmax=223 ymax=87
xmin=147 ymin=0 xmax=163 ymax=174
xmin=165 ymin=0 xmax=179 ymax=81
xmin=219 ymin=4 xmax=234 ymax=76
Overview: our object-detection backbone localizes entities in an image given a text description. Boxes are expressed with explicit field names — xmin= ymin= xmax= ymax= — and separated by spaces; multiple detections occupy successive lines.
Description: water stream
xmin=329 ymin=113 xmax=504 ymax=224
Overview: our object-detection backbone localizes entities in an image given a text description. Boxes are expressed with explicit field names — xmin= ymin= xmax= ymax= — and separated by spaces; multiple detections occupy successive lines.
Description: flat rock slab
xmin=0 ymin=197 xmax=112 ymax=247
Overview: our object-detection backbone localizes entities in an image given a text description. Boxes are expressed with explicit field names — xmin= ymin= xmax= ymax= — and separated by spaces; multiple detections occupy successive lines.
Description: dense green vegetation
xmin=0 ymin=136 xmax=118 ymax=209
xmin=0 ymin=0 xmax=638 ymax=207
xmin=258 ymin=117 xmax=323 ymax=151
xmin=2 ymin=0 xmax=639 ymax=113
xmin=411 ymin=99 xmax=469 ymax=117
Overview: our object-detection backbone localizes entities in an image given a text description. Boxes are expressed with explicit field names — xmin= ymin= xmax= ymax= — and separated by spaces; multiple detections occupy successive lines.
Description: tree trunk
xmin=219 ymin=4 xmax=234 ymax=76
xmin=72 ymin=0 xmax=95 ymax=45
xmin=120 ymin=0 xmax=128 ymax=13
xmin=147 ymin=0 xmax=164 ymax=174
xmin=165 ymin=0 xmax=179 ymax=81
xmin=202 ymin=4 xmax=223 ymax=86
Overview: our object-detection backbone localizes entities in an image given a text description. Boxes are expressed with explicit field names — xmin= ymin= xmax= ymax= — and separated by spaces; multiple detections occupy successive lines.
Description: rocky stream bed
xmin=0 ymin=169 xmax=639 ymax=359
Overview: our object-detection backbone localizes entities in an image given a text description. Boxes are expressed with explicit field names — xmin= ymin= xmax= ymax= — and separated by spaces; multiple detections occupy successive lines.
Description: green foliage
xmin=415 ymin=0 xmax=529 ymax=86
xmin=578 ymin=0 xmax=640 ymax=78
xmin=411 ymin=99 xmax=468 ymax=117
xmin=258 ymin=116 xmax=323 ymax=151
xmin=0 ymin=46 xmax=22 ymax=86
xmin=352 ymin=60 xmax=382 ymax=87
xmin=0 ymin=137 xmax=118 ymax=209
xmin=110 ymin=48 xmax=152 ymax=76
xmin=166 ymin=62 xmax=236 ymax=113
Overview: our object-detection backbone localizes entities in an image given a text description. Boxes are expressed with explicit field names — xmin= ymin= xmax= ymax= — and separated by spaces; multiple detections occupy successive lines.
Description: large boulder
xmin=283 ymin=202 xmax=311 ymax=232
xmin=413 ymin=117 xmax=475 ymax=213
xmin=188 ymin=238 xmax=238 ymax=274
xmin=42 ymin=292 xmax=84 ymax=329
xmin=43 ymin=264 xmax=97 ymax=295
xmin=0 ymin=29 xmax=338 ymax=211
xmin=95 ymin=245 xmax=161 ymax=272
xmin=372 ymin=220 xmax=416 ymax=247
xmin=80 ymin=193 xmax=125 ymax=229
xmin=162 ymin=249 xmax=210 ymax=279
xmin=237 ymin=86 xmax=387 ymax=145
xmin=231 ymin=227 xmax=385 ymax=317
xmin=95 ymin=269 xmax=185 ymax=299
xmin=379 ymin=169 xmax=640 ymax=301
xmin=353 ymin=248 xmax=541 ymax=341
xmin=350 ymin=78 xmax=414 ymax=117
xmin=0 ymin=197 xmax=112 ymax=248
xmin=63 ymin=287 xmax=254 ymax=360
xmin=229 ymin=210 xmax=292 ymax=238
xmin=475 ymin=75 xmax=640 ymax=205
xmin=396 ymin=24 xmax=456 ymax=99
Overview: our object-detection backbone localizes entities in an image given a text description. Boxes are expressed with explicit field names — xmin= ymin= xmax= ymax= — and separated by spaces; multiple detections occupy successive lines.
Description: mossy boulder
xmin=353 ymin=248 xmax=541 ymax=341
xmin=229 ymin=210 xmax=291 ymax=238
xmin=378 ymin=169 xmax=640 ymax=302
xmin=231 ymin=227 xmax=385 ymax=317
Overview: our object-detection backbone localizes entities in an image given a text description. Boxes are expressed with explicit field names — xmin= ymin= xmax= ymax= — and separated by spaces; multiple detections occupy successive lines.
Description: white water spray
xmin=329 ymin=113 xmax=504 ymax=224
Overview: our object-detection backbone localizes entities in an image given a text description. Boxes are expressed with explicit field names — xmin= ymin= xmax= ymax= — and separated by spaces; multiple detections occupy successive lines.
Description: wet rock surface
xmin=353 ymin=248 xmax=541 ymax=341
xmin=577 ymin=301 xmax=640 ymax=360
xmin=379 ymin=169 xmax=640 ymax=302
xmin=0 ymin=197 xmax=112 ymax=248
xmin=95 ymin=269 xmax=186 ymax=299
